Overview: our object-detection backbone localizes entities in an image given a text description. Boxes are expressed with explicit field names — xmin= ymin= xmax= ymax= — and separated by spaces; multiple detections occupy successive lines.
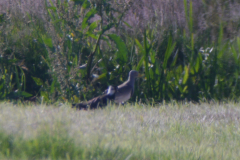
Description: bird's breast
xmin=114 ymin=90 xmax=131 ymax=103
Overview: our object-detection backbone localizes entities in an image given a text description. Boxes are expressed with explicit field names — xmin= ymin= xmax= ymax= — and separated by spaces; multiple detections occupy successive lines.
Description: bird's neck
xmin=128 ymin=77 xmax=135 ymax=86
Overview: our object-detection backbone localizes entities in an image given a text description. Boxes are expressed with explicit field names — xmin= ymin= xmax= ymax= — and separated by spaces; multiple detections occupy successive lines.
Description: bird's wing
xmin=87 ymin=96 xmax=101 ymax=109
xmin=88 ymin=93 xmax=112 ymax=109
xmin=73 ymin=85 xmax=118 ymax=110
xmin=114 ymin=84 xmax=133 ymax=103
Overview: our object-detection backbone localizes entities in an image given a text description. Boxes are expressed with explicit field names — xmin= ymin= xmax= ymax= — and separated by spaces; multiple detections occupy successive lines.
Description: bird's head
xmin=129 ymin=70 xmax=142 ymax=80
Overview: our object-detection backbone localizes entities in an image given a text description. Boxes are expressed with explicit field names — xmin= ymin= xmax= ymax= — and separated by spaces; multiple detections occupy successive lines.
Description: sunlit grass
xmin=0 ymin=101 xmax=240 ymax=159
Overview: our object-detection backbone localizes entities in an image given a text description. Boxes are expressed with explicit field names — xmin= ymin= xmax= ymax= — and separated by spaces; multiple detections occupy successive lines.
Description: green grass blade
xmin=189 ymin=0 xmax=193 ymax=33
xmin=237 ymin=37 xmax=240 ymax=53
xmin=87 ymin=20 xmax=100 ymax=34
xmin=183 ymin=65 xmax=189 ymax=84
xmin=50 ymin=78 xmax=56 ymax=94
xmin=32 ymin=77 xmax=44 ymax=86
xmin=217 ymin=43 xmax=228 ymax=59
xmin=163 ymin=37 xmax=176 ymax=69
xmin=19 ymin=91 xmax=33 ymax=98
xmin=143 ymin=30 xmax=150 ymax=80
xmin=231 ymin=45 xmax=238 ymax=63
xmin=135 ymin=39 xmax=144 ymax=53
xmin=136 ymin=56 xmax=144 ymax=71
xmin=183 ymin=0 xmax=188 ymax=28
xmin=82 ymin=0 xmax=91 ymax=9
xmin=42 ymin=36 xmax=53 ymax=49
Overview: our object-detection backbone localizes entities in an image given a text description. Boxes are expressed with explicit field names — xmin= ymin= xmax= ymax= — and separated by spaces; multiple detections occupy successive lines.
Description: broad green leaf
xmin=171 ymin=51 xmax=178 ymax=67
xmin=19 ymin=91 xmax=32 ymax=98
xmin=217 ymin=43 xmax=228 ymax=59
xmin=189 ymin=0 xmax=193 ymax=33
xmin=47 ymin=6 xmax=57 ymax=12
xmin=73 ymin=54 xmax=78 ymax=66
xmin=0 ymin=14 xmax=5 ymax=23
xmin=108 ymin=34 xmax=128 ymax=63
xmin=135 ymin=39 xmax=144 ymax=53
xmin=53 ymin=19 xmax=63 ymax=24
xmin=42 ymin=36 xmax=53 ymax=48
xmin=41 ymin=91 xmax=49 ymax=101
xmin=163 ymin=37 xmax=176 ymax=69
xmin=136 ymin=57 xmax=144 ymax=71
xmin=150 ymin=51 xmax=156 ymax=64
xmin=194 ymin=53 xmax=202 ymax=72
xmin=183 ymin=86 xmax=188 ymax=93
xmin=237 ymin=37 xmax=240 ymax=52
xmin=50 ymin=79 xmax=56 ymax=94
xmin=87 ymin=33 xmax=98 ymax=39
xmin=8 ymin=91 xmax=32 ymax=98
xmin=143 ymin=30 xmax=150 ymax=82
xmin=0 ymin=82 xmax=3 ymax=90
xmin=183 ymin=66 xmax=189 ymax=84
xmin=57 ymin=0 xmax=61 ymax=6
xmin=183 ymin=0 xmax=188 ymax=26
xmin=82 ymin=9 xmax=97 ymax=30
xmin=86 ymin=20 xmax=100 ymax=38
xmin=97 ymin=73 xmax=107 ymax=80
xmin=231 ymin=45 xmax=238 ymax=63
xmin=191 ymin=33 xmax=194 ymax=51
xmin=15 ymin=66 xmax=20 ymax=89
xmin=178 ymin=85 xmax=183 ymax=93
xmin=47 ymin=9 xmax=54 ymax=21
xmin=82 ymin=0 xmax=90 ymax=9
xmin=32 ymin=76 xmax=43 ymax=86
xmin=143 ymin=30 xmax=149 ymax=55
xmin=87 ymin=20 xmax=100 ymax=34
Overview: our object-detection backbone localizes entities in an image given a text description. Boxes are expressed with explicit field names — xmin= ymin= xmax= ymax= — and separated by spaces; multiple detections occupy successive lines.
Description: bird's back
xmin=72 ymin=86 xmax=117 ymax=110
xmin=114 ymin=83 xmax=133 ymax=103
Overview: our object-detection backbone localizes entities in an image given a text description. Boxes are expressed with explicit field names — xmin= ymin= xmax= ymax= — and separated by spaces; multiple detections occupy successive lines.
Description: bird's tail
xmin=72 ymin=103 xmax=88 ymax=110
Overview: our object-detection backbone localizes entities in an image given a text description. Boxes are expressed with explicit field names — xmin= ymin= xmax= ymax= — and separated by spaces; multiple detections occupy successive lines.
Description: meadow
xmin=1 ymin=102 xmax=240 ymax=159
xmin=1 ymin=1 xmax=240 ymax=159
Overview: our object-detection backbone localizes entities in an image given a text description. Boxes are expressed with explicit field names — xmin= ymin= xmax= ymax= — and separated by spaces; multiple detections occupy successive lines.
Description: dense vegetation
xmin=1 ymin=0 xmax=240 ymax=103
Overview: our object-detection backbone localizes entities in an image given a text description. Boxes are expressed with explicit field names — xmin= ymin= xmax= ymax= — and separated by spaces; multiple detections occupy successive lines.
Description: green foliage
xmin=108 ymin=34 xmax=128 ymax=65
xmin=1 ymin=0 xmax=240 ymax=103
xmin=82 ymin=9 xmax=97 ymax=30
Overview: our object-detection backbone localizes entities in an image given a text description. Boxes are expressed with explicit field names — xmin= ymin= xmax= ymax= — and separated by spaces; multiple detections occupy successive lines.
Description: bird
xmin=114 ymin=70 xmax=139 ymax=104
xmin=72 ymin=85 xmax=117 ymax=110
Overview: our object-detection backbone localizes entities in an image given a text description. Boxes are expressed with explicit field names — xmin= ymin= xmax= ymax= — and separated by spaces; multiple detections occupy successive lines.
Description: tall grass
xmin=1 ymin=0 xmax=240 ymax=103
xmin=1 ymin=102 xmax=240 ymax=159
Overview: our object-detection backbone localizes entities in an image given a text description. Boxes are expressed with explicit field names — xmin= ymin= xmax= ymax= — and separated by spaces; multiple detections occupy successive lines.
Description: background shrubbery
xmin=1 ymin=0 xmax=240 ymax=103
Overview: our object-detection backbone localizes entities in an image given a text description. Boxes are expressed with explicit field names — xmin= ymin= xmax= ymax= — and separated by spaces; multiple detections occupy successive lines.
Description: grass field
xmin=0 ymin=102 xmax=240 ymax=159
